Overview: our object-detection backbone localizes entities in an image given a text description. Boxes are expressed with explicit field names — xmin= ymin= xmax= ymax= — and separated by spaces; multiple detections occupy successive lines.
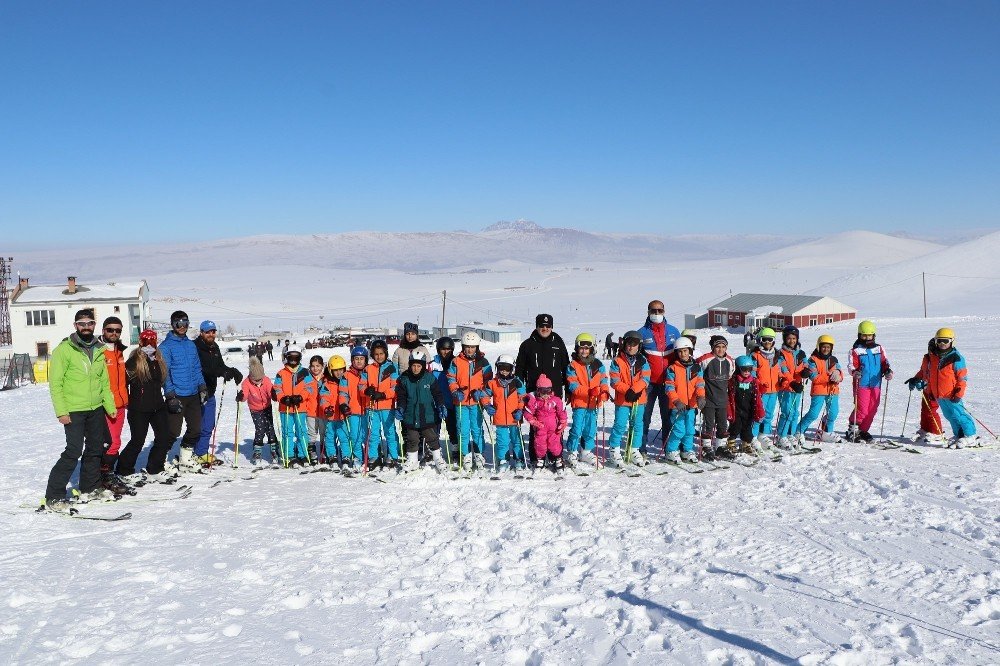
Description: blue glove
xmin=512 ymin=409 xmax=523 ymax=421
xmin=905 ymin=377 xmax=927 ymax=391
xmin=393 ymin=409 xmax=403 ymax=421
xmin=485 ymin=405 xmax=496 ymax=417
xmin=437 ymin=405 xmax=448 ymax=420
xmin=472 ymin=389 xmax=486 ymax=401
xmin=452 ymin=390 xmax=465 ymax=402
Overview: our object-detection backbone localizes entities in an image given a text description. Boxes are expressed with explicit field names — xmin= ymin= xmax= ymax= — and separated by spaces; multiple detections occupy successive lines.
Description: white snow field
xmin=0 ymin=230 xmax=1000 ymax=665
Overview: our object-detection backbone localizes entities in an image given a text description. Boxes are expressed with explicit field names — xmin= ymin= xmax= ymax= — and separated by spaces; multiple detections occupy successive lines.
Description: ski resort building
xmin=10 ymin=277 xmax=150 ymax=358
xmin=699 ymin=293 xmax=857 ymax=332
xmin=455 ymin=324 xmax=522 ymax=344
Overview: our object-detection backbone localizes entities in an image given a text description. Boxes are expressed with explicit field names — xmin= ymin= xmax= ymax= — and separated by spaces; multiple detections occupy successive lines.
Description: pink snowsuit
xmin=525 ymin=391 xmax=567 ymax=459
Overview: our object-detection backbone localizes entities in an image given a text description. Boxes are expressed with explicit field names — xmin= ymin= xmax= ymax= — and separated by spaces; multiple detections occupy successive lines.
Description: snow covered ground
xmin=2 ymin=313 xmax=999 ymax=664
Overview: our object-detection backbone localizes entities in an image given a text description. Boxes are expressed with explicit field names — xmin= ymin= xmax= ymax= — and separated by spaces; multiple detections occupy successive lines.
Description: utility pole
xmin=440 ymin=290 xmax=447 ymax=330
xmin=922 ymin=272 xmax=927 ymax=318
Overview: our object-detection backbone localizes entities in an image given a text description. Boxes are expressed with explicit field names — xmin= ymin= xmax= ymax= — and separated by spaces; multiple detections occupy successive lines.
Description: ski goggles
xmin=576 ymin=341 xmax=593 ymax=348
xmin=496 ymin=363 xmax=514 ymax=372
xmin=172 ymin=318 xmax=190 ymax=328
xmin=759 ymin=337 xmax=775 ymax=343
xmin=935 ymin=338 xmax=953 ymax=345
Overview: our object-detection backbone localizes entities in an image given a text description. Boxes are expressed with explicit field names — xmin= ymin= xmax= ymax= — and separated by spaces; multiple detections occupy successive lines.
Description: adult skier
xmin=636 ymin=300 xmax=681 ymax=456
xmin=160 ymin=311 xmax=206 ymax=472
xmin=194 ymin=320 xmax=243 ymax=466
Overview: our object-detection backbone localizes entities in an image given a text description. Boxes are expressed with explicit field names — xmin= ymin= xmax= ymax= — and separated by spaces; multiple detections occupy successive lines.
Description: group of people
xmin=44 ymin=301 xmax=982 ymax=511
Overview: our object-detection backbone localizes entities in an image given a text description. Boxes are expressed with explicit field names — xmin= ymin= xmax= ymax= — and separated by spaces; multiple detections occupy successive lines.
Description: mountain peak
xmin=483 ymin=219 xmax=542 ymax=232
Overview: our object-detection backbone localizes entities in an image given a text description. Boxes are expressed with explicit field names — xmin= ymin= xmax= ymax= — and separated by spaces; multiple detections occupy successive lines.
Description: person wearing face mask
xmin=43 ymin=309 xmax=119 ymax=511
xmin=98 ymin=316 xmax=130 ymax=493
xmin=159 ymin=310 xmax=207 ymax=472
xmin=636 ymin=300 xmax=681 ymax=456
xmin=116 ymin=330 xmax=176 ymax=483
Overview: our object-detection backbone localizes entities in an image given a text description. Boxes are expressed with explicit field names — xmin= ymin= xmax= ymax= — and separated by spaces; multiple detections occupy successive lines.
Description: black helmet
xmin=622 ymin=330 xmax=642 ymax=343
xmin=436 ymin=336 xmax=455 ymax=351
xmin=370 ymin=339 xmax=389 ymax=354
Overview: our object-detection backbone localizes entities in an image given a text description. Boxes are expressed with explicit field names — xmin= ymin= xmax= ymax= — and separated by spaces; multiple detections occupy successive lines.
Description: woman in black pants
xmin=116 ymin=330 xmax=176 ymax=482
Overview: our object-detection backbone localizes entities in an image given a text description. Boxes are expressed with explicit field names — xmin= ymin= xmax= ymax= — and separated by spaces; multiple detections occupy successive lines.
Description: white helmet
xmin=284 ymin=344 xmax=302 ymax=357
xmin=409 ymin=350 xmax=428 ymax=364
xmin=461 ymin=331 xmax=481 ymax=347
xmin=496 ymin=354 xmax=515 ymax=367
xmin=673 ymin=338 xmax=694 ymax=351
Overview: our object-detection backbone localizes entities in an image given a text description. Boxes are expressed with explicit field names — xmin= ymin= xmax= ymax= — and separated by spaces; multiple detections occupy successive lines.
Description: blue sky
xmin=1 ymin=1 xmax=998 ymax=248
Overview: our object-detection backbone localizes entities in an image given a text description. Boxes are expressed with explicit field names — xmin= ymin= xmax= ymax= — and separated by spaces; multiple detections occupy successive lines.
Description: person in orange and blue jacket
xmin=317 ymin=355 xmax=349 ymax=470
xmin=905 ymin=338 xmax=945 ymax=443
xmin=908 ymin=328 xmax=977 ymax=448
xmin=338 ymin=347 xmax=370 ymax=474
xmin=363 ymin=339 xmax=399 ymax=467
xmin=448 ymin=332 xmax=493 ymax=473
xmin=750 ymin=327 xmax=782 ymax=442
xmin=481 ymin=354 xmax=527 ymax=474
xmin=795 ymin=335 xmax=844 ymax=444
xmin=663 ymin=337 xmax=705 ymax=464
xmin=775 ymin=325 xmax=811 ymax=448
xmin=564 ymin=333 xmax=609 ymax=468
xmin=607 ymin=330 xmax=651 ymax=467
xmin=272 ymin=345 xmax=317 ymax=468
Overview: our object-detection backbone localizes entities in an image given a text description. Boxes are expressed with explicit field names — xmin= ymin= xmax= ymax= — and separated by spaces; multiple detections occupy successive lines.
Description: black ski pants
xmin=730 ymin=408 xmax=754 ymax=444
xmin=167 ymin=394 xmax=203 ymax=451
xmin=249 ymin=408 xmax=278 ymax=446
xmin=117 ymin=408 xmax=173 ymax=475
xmin=46 ymin=407 xmax=107 ymax=500
xmin=404 ymin=424 xmax=441 ymax=454
xmin=701 ymin=405 xmax=729 ymax=439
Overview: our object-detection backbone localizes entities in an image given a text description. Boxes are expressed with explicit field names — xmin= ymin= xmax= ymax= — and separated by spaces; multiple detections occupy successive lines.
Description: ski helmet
xmin=496 ymin=354 xmax=515 ymax=371
xmin=436 ymin=336 xmax=455 ymax=352
xmin=370 ymin=339 xmax=388 ymax=355
xmin=673 ymin=337 xmax=694 ymax=351
xmin=757 ymin=327 xmax=776 ymax=341
xmin=284 ymin=344 xmax=302 ymax=358
xmin=935 ymin=327 xmax=955 ymax=341
xmin=782 ymin=325 xmax=800 ymax=342
xmin=575 ymin=332 xmax=596 ymax=347
xmin=735 ymin=355 xmax=754 ymax=369
xmin=858 ymin=320 xmax=877 ymax=336
xmin=461 ymin=331 xmax=481 ymax=347
xmin=622 ymin=330 xmax=642 ymax=344
xmin=350 ymin=345 xmax=369 ymax=359
xmin=409 ymin=350 xmax=428 ymax=366
xmin=817 ymin=334 xmax=835 ymax=348
xmin=139 ymin=329 xmax=158 ymax=347
xmin=327 ymin=355 xmax=347 ymax=371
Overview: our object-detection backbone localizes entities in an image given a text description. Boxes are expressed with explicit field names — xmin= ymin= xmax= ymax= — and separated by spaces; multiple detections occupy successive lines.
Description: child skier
xmin=305 ymin=354 xmax=325 ymax=465
xmin=795 ymin=335 xmax=844 ymax=444
xmin=751 ymin=327 xmax=781 ymax=443
xmin=607 ymin=330 xmax=651 ymax=466
xmin=447 ymin=332 xmax=493 ymax=472
xmin=846 ymin=320 xmax=893 ymax=443
xmin=775 ymin=325 xmax=810 ymax=448
xmin=318 ymin=355 xmax=349 ymax=470
xmin=272 ymin=345 xmax=316 ymax=468
xmin=696 ymin=335 xmax=735 ymax=460
xmin=908 ymin=328 xmax=977 ymax=448
xmin=905 ymin=338 xmax=945 ymax=443
xmin=664 ymin=337 xmax=706 ymax=463
xmin=236 ymin=356 xmax=278 ymax=466
xmin=524 ymin=375 xmax=567 ymax=474
xmin=482 ymin=354 xmax=528 ymax=474
xmin=338 ymin=347 xmax=370 ymax=474
xmin=430 ymin=337 xmax=459 ymax=461
xmin=395 ymin=350 xmax=449 ymax=473
xmin=363 ymin=339 xmax=400 ymax=469
xmin=564 ymin=333 xmax=610 ymax=467
xmin=728 ymin=355 xmax=766 ymax=454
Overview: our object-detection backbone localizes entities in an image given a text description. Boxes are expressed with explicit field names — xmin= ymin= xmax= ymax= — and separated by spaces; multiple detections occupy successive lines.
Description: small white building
xmin=456 ymin=324 xmax=523 ymax=345
xmin=11 ymin=276 xmax=150 ymax=358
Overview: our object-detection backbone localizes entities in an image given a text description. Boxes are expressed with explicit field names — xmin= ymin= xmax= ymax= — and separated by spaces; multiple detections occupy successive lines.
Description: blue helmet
xmin=735 ymin=355 xmax=754 ymax=369
xmin=350 ymin=345 xmax=369 ymax=359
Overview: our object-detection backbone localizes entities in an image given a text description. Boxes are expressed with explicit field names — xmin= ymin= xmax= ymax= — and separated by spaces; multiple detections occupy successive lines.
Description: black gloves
xmin=166 ymin=397 xmax=183 ymax=414
xmin=624 ymin=389 xmax=640 ymax=403
xmin=790 ymin=381 xmax=804 ymax=394
xmin=227 ymin=367 xmax=244 ymax=384
xmin=338 ymin=403 xmax=351 ymax=416
xmin=236 ymin=390 xmax=245 ymax=402
xmin=324 ymin=406 xmax=335 ymax=417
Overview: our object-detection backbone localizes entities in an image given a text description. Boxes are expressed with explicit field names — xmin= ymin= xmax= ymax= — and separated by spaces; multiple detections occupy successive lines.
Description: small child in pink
xmin=524 ymin=375 xmax=568 ymax=473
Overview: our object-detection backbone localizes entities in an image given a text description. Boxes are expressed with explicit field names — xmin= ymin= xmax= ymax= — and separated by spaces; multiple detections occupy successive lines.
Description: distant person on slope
xmin=160 ymin=311 xmax=207 ymax=473
xmin=604 ymin=332 xmax=615 ymax=359
xmin=636 ymin=300 xmax=680 ymax=455
xmin=907 ymin=328 xmax=978 ymax=448
xmin=845 ymin=320 xmax=892 ymax=443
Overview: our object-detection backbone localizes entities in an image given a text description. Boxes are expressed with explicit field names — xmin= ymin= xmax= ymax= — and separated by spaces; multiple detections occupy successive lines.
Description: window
xmin=25 ymin=310 xmax=56 ymax=326
xmin=36 ymin=342 xmax=49 ymax=357
xmin=809 ymin=318 xmax=817 ymax=327
xmin=825 ymin=317 xmax=834 ymax=324
xmin=714 ymin=313 xmax=723 ymax=325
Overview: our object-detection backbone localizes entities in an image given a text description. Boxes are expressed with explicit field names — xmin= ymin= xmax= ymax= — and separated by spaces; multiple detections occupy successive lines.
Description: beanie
xmin=535 ymin=313 xmax=553 ymax=328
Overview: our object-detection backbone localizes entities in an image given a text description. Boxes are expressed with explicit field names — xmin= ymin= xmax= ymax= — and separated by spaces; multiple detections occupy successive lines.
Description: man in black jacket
xmin=193 ymin=320 xmax=243 ymax=464
xmin=515 ymin=314 xmax=570 ymax=464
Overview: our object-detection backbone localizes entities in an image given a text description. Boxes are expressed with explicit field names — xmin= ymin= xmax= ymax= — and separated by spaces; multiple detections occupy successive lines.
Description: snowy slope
xmin=1 ymin=314 xmax=998 ymax=664
xmin=751 ymin=231 xmax=943 ymax=270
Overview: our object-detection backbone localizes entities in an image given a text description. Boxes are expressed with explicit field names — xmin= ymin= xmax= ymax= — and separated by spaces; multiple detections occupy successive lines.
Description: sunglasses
xmin=538 ymin=325 xmax=552 ymax=329
xmin=75 ymin=320 xmax=96 ymax=327
xmin=648 ymin=308 xmax=664 ymax=314
xmin=104 ymin=327 xmax=122 ymax=333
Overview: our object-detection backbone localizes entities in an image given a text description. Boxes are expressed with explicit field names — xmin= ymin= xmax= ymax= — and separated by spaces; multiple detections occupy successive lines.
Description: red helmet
xmin=139 ymin=329 xmax=158 ymax=347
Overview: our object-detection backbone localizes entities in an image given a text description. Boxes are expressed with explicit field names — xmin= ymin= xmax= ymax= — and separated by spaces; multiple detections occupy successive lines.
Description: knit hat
xmin=536 ymin=375 xmax=553 ymax=389
xmin=709 ymin=335 xmax=728 ymax=348
xmin=139 ymin=329 xmax=158 ymax=347
xmin=536 ymin=313 xmax=553 ymax=328
xmin=248 ymin=357 xmax=265 ymax=381
xmin=403 ymin=322 xmax=418 ymax=334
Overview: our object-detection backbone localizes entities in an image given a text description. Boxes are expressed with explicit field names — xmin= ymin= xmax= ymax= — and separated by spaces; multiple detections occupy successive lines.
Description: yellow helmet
xmin=934 ymin=328 xmax=955 ymax=341
xmin=857 ymin=320 xmax=876 ymax=336
xmin=817 ymin=334 xmax=835 ymax=348
xmin=327 ymin=355 xmax=347 ymax=371
xmin=575 ymin=332 xmax=596 ymax=347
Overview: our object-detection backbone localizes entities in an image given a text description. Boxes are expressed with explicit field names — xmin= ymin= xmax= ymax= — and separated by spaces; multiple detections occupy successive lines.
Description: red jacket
xmin=727 ymin=373 xmax=766 ymax=422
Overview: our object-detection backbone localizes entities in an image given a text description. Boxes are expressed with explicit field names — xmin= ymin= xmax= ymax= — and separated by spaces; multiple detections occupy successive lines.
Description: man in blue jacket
xmin=159 ymin=310 xmax=207 ymax=472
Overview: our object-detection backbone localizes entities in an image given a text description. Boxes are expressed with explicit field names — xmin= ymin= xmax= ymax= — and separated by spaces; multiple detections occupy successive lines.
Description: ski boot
xmin=859 ymin=430 xmax=873 ymax=443
xmin=553 ymin=456 xmax=565 ymax=478
xmin=630 ymin=449 xmax=647 ymax=466
xmin=251 ymin=447 xmax=264 ymax=468
xmin=472 ymin=453 xmax=486 ymax=472
xmin=402 ymin=451 xmax=420 ymax=473
xmin=680 ymin=450 xmax=698 ymax=464
xmin=665 ymin=450 xmax=681 ymax=464
xmin=45 ymin=498 xmax=73 ymax=513
xmin=845 ymin=424 xmax=862 ymax=443
xmin=607 ymin=447 xmax=625 ymax=468
xmin=75 ymin=488 xmax=119 ymax=503
xmin=578 ymin=449 xmax=597 ymax=466
xmin=431 ymin=448 xmax=448 ymax=474
xmin=101 ymin=472 xmax=136 ymax=496
xmin=461 ymin=454 xmax=474 ymax=474
xmin=178 ymin=448 xmax=201 ymax=473
xmin=532 ymin=458 xmax=546 ymax=477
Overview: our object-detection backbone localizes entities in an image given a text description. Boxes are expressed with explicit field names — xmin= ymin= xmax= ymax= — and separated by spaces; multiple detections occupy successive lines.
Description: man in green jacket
xmin=45 ymin=309 xmax=118 ymax=511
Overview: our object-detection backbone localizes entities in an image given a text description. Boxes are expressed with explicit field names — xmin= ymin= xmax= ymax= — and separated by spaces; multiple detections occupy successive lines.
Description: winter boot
xmin=403 ymin=451 xmax=420 ymax=473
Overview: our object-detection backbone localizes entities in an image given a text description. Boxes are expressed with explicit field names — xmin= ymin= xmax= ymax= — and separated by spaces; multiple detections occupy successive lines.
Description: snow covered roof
xmin=12 ymin=281 xmax=146 ymax=305
xmin=709 ymin=293 xmax=853 ymax=314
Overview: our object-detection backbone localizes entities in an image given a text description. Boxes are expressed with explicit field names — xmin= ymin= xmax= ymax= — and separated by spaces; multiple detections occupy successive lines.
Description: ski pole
xmin=900 ymin=390 xmax=913 ymax=439
xmin=343 ymin=413 xmax=354 ymax=467
xmin=920 ymin=391 xmax=945 ymax=439
xmin=878 ymin=377 xmax=889 ymax=441
xmin=232 ymin=399 xmax=242 ymax=468
xmin=597 ymin=401 xmax=606 ymax=470
xmin=456 ymin=401 xmax=463 ymax=470
xmin=208 ymin=383 xmax=227 ymax=463
xmin=624 ymin=401 xmax=638 ymax=463
xmin=969 ymin=413 xmax=998 ymax=441
xmin=363 ymin=406 xmax=372 ymax=475
xmin=515 ymin=418 xmax=529 ymax=470
xmin=480 ymin=404 xmax=497 ymax=473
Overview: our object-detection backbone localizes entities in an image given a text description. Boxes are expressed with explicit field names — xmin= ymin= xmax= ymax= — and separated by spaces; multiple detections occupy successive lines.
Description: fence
xmin=1 ymin=354 xmax=35 ymax=390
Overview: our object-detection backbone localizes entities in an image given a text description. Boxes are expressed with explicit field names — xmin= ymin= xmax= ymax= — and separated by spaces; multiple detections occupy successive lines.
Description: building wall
xmin=11 ymin=298 xmax=145 ymax=357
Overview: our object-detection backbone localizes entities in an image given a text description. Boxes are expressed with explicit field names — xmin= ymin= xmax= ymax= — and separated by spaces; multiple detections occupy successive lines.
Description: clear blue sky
xmin=2 ymin=1 xmax=997 ymax=248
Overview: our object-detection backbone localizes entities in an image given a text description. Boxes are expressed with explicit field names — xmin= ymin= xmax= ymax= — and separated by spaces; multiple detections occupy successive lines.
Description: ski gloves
xmin=364 ymin=387 xmax=387 ymax=402
xmin=279 ymin=395 xmax=304 ymax=407
xmin=905 ymin=377 xmax=928 ymax=391
xmin=165 ymin=392 xmax=183 ymax=414
xmin=225 ymin=367 xmax=244 ymax=384
xmin=624 ymin=389 xmax=641 ymax=403
xmin=484 ymin=405 xmax=497 ymax=417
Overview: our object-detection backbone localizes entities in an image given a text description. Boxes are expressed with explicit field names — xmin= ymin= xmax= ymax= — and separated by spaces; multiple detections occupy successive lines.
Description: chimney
xmin=13 ymin=276 xmax=28 ymax=299
xmin=67 ymin=276 xmax=77 ymax=294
